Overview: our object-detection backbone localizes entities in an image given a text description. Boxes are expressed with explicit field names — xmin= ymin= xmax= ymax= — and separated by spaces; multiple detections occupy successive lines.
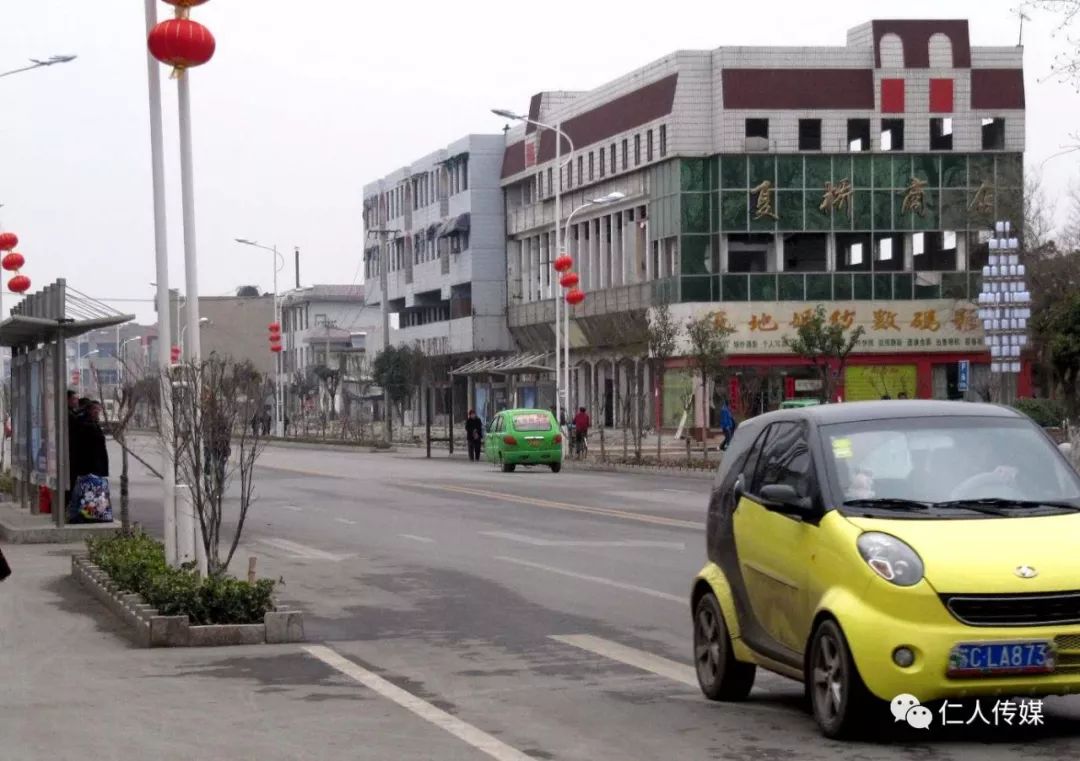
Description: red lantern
xmin=268 ymin=322 xmax=281 ymax=333
xmin=7 ymin=274 xmax=30 ymax=294
xmin=553 ymin=254 xmax=573 ymax=273
xmin=0 ymin=233 xmax=17 ymax=251
xmin=171 ymin=345 xmax=182 ymax=363
xmin=148 ymin=18 xmax=216 ymax=74
xmin=270 ymin=344 xmax=283 ymax=353
xmin=2 ymin=252 xmax=25 ymax=271
xmin=559 ymin=272 xmax=579 ymax=288
xmin=565 ymin=288 xmax=585 ymax=306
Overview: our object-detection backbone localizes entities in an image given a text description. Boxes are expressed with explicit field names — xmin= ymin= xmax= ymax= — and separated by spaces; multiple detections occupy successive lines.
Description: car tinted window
xmin=490 ymin=416 xmax=503 ymax=433
xmin=740 ymin=426 xmax=772 ymax=488
xmin=751 ymin=422 xmax=813 ymax=497
xmin=512 ymin=413 xmax=552 ymax=432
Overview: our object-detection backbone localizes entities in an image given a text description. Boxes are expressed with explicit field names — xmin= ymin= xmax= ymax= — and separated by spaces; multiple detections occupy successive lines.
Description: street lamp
xmin=562 ymin=192 xmax=626 ymax=412
xmin=365 ymin=226 xmax=402 ymax=444
xmin=119 ymin=336 xmax=142 ymax=387
xmin=235 ymin=238 xmax=286 ymax=437
xmin=0 ymin=54 xmax=77 ymax=79
xmin=79 ymin=349 xmax=101 ymax=395
xmin=179 ymin=317 xmax=210 ymax=355
xmin=492 ymin=108 xmax=575 ymax=420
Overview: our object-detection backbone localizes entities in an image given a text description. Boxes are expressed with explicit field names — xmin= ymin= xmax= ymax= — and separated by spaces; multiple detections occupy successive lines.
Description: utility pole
xmin=367 ymin=225 xmax=399 ymax=444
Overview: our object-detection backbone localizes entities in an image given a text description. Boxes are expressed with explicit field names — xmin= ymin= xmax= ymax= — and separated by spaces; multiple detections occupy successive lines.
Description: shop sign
xmin=794 ymin=379 xmax=823 ymax=392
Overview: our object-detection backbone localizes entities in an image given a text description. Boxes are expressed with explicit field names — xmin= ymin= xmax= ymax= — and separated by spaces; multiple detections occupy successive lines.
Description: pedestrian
xmin=262 ymin=405 xmax=272 ymax=436
xmin=251 ymin=411 xmax=262 ymax=437
xmin=283 ymin=414 xmax=290 ymax=437
xmin=572 ymin=406 xmax=591 ymax=455
xmin=898 ymin=391 xmax=909 ymax=399
xmin=720 ymin=399 xmax=737 ymax=452
xmin=68 ymin=400 xmax=112 ymax=523
xmin=465 ymin=409 xmax=483 ymax=462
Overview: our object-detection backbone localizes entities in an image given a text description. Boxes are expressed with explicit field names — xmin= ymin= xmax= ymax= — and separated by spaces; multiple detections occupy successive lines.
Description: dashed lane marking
xmin=482 ymin=531 xmax=685 ymax=549
xmin=258 ymin=538 xmax=350 ymax=561
xmin=550 ymin=634 xmax=697 ymax=688
xmin=400 ymin=534 xmax=435 ymax=544
xmin=495 ymin=556 xmax=684 ymax=604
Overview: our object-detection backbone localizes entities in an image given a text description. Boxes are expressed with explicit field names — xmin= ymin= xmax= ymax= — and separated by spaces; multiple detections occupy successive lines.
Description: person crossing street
xmin=465 ymin=409 xmax=483 ymax=462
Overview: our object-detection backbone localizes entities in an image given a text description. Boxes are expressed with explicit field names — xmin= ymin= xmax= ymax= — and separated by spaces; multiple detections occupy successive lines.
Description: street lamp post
xmin=79 ymin=349 xmax=101 ymax=395
xmin=366 ymin=226 xmax=401 ymax=444
xmin=179 ymin=317 xmax=210 ymax=356
xmin=236 ymin=238 xmax=285 ymax=438
xmin=492 ymin=109 xmax=575 ymax=420
xmin=119 ymin=336 xmax=142 ymax=387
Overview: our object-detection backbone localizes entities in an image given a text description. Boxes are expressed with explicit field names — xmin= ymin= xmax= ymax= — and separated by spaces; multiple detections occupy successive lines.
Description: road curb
xmin=70 ymin=555 xmax=305 ymax=648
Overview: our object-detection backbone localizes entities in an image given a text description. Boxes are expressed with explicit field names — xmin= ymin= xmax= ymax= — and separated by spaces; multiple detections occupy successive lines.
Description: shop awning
xmin=452 ymin=352 xmax=552 ymax=376
xmin=437 ymin=213 xmax=471 ymax=237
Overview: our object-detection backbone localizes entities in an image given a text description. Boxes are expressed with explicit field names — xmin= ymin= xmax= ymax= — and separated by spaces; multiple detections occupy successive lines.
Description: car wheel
xmin=549 ymin=463 xmax=562 ymax=473
xmin=808 ymin=619 xmax=876 ymax=739
xmin=694 ymin=592 xmax=755 ymax=701
xmin=501 ymin=460 xmax=516 ymax=473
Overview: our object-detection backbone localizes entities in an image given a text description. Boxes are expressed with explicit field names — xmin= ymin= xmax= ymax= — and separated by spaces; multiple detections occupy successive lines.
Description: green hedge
xmin=86 ymin=532 xmax=275 ymax=625
xmin=1012 ymin=398 xmax=1067 ymax=428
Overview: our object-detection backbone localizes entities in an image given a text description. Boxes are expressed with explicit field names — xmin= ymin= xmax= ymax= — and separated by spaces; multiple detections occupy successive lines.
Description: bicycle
xmin=572 ymin=431 xmax=589 ymax=459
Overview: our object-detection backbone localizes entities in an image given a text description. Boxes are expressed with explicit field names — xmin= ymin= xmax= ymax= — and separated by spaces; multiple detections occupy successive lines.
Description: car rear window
xmin=513 ymin=413 xmax=552 ymax=432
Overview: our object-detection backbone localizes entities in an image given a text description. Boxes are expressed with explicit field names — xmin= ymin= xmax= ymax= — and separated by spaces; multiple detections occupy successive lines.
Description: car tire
xmin=549 ymin=463 xmax=562 ymax=473
xmin=694 ymin=592 xmax=755 ymax=701
xmin=807 ymin=619 xmax=877 ymax=739
xmin=501 ymin=461 xmax=516 ymax=473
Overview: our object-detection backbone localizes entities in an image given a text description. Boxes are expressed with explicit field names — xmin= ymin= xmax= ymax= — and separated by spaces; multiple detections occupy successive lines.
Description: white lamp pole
xmin=236 ymin=239 xmax=285 ymax=437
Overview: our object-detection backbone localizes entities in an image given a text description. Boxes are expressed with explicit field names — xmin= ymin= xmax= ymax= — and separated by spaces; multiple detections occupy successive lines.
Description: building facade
xmin=497 ymin=19 xmax=1027 ymax=428
xmin=68 ymin=323 xmax=158 ymax=400
xmin=362 ymin=134 xmax=514 ymax=421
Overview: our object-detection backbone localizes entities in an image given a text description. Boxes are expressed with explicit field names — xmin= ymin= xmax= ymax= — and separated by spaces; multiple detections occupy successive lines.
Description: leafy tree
xmin=783 ymin=305 xmax=866 ymax=402
xmin=1038 ymin=289 xmax=1080 ymax=415
xmin=372 ymin=345 xmax=419 ymax=438
xmin=685 ymin=312 xmax=735 ymax=458
xmin=647 ymin=301 xmax=680 ymax=460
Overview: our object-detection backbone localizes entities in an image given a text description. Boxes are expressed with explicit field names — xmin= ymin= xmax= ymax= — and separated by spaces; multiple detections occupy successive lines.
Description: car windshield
xmin=820 ymin=416 xmax=1080 ymax=513
xmin=512 ymin=413 xmax=552 ymax=432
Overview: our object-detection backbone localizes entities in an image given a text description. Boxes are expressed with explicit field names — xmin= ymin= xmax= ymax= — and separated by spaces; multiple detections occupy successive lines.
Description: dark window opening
xmin=847 ymin=119 xmax=870 ymax=152
xmin=634 ymin=134 xmax=641 ymax=166
xmin=873 ymin=234 xmax=904 ymax=272
xmin=881 ymin=119 xmax=905 ymax=151
xmin=659 ymin=125 xmax=668 ymax=157
xmin=727 ymin=234 xmax=772 ymax=273
xmin=930 ymin=118 xmax=954 ymax=150
xmin=610 ymin=143 xmax=617 ymax=174
xmin=745 ymin=118 xmax=769 ymax=140
xmin=588 ymin=152 xmax=595 ymax=181
xmin=599 ymin=148 xmax=606 ymax=178
xmin=798 ymin=119 xmax=822 ymax=151
xmin=836 ymin=233 xmax=873 ymax=272
xmin=782 ymin=233 xmax=828 ymax=272
xmin=646 ymin=129 xmax=654 ymax=161
xmin=912 ymin=231 xmax=958 ymax=271
xmin=622 ymin=139 xmax=629 ymax=170
xmin=982 ymin=118 xmax=1005 ymax=150
xmin=577 ymin=156 xmax=584 ymax=183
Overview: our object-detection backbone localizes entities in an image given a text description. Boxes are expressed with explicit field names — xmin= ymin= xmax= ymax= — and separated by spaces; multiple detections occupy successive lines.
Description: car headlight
xmin=857 ymin=532 xmax=924 ymax=587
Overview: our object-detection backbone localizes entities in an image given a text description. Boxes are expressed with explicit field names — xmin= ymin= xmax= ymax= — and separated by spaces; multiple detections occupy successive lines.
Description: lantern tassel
xmin=170 ymin=66 xmax=187 ymax=80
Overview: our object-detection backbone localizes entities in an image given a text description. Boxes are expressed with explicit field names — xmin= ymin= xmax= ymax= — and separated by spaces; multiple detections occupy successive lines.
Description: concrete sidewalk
xmin=0 ymin=543 xmax=478 ymax=761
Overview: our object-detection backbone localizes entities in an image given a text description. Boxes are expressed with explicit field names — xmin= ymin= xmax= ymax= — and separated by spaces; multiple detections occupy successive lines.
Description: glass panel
xmin=805 ymin=191 xmax=831 ymax=231
xmin=893 ymin=190 xmax=914 ymax=231
xmin=749 ymin=274 xmax=777 ymax=301
xmin=749 ymin=191 xmax=778 ymax=232
xmin=777 ymin=156 xmax=804 ymax=189
xmin=720 ymin=155 xmax=746 ymax=189
xmin=892 ymin=272 xmax=914 ymax=299
xmin=806 ymin=274 xmax=832 ymax=300
xmin=892 ymin=155 xmax=913 ymax=188
xmin=872 ymin=190 xmax=893 ymax=229
xmin=709 ymin=157 xmax=721 ymax=190
xmin=968 ymin=186 xmax=994 ymax=231
xmin=722 ymin=274 xmax=749 ymax=301
xmin=778 ymin=273 xmax=804 ymax=300
xmin=681 ymin=235 xmax=710 ymax=275
xmin=778 ymin=190 xmax=804 ymax=230
xmin=968 ymin=272 xmax=982 ymax=295
xmin=941 ymin=155 xmax=967 ymax=188
xmin=998 ymin=188 xmax=1022 ymax=231
xmin=912 ymin=155 xmax=941 ymax=188
xmin=681 ymin=275 xmax=713 ymax=302
xmin=681 ymin=159 xmax=709 ymax=192
xmin=833 ymin=273 xmax=853 ymax=300
xmin=941 ymin=189 xmax=968 ymax=229
xmin=712 ymin=191 xmax=721 ymax=231
xmin=997 ymin=153 xmax=1022 ymax=188
xmin=681 ymin=193 xmax=710 ymax=234
xmin=806 ymin=156 xmax=832 ymax=189
xmin=872 ymin=155 xmax=893 ymax=189
xmin=942 ymin=272 xmax=968 ymax=299
xmin=851 ymin=190 xmax=871 ymax=230
xmin=721 ymin=191 xmax=748 ymax=230
xmin=913 ymin=190 xmax=939 ymax=230
xmin=852 ymin=155 xmax=872 ymax=188
xmin=852 ymin=273 xmax=873 ymax=300
xmin=832 ymin=155 xmax=852 ymax=186
xmin=970 ymin=155 xmax=994 ymax=186
xmin=872 ymin=273 xmax=893 ymax=299
xmin=914 ymin=278 xmax=941 ymax=299
xmin=749 ymin=155 xmax=775 ymax=186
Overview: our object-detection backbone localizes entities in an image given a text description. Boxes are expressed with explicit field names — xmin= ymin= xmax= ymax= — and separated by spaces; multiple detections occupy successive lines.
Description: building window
xmin=634 ymin=134 xmax=641 ymax=166
xmin=798 ymin=119 xmax=821 ymax=151
xmin=930 ymin=118 xmax=953 ymax=150
xmin=878 ymin=237 xmax=894 ymax=261
xmin=588 ymin=152 xmax=595 ymax=181
xmin=646 ymin=129 xmax=654 ymax=161
xmin=610 ymin=142 xmax=617 ymax=173
xmin=537 ymin=172 xmax=543 ymax=198
xmin=982 ymin=118 xmax=1005 ymax=150
xmin=547 ymin=167 xmax=553 ymax=197
xmin=577 ymin=155 xmax=584 ymax=183
xmin=848 ymin=242 xmax=865 ymax=266
xmin=622 ymin=139 xmax=628 ymax=170
xmin=659 ymin=125 xmax=667 ymax=157
xmin=881 ymin=119 xmax=905 ymax=151
xmin=745 ymin=118 xmax=769 ymax=140
xmin=566 ymin=161 xmax=572 ymax=189
xmin=599 ymin=147 xmax=606 ymax=177
xmin=847 ymin=119 xmax=870 ymax=151
xmin=461 ymin=157 xmax=469 ymax=190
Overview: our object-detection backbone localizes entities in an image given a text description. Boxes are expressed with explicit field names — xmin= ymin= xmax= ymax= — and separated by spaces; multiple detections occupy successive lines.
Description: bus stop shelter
xmin=0 ymin=279 xmax=133 ymax=527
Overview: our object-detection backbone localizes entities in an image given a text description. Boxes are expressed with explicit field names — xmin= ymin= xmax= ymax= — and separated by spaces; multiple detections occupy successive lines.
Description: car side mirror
xmin=733 ymin=475 xmax=744 ymax=500
xmin=759 ymin=484 xmax=813 ymax=517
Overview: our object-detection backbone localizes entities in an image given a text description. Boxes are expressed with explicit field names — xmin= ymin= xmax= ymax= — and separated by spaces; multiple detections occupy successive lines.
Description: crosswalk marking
xmin=400 ymin=534 xmax=435 ymax=544
xmin=550 ymin=634 xmax=698 ymax=688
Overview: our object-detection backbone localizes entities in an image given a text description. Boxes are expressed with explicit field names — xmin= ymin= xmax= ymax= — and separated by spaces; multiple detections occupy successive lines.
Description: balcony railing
xmin=652 ymin=271 xmax=982 ymax=304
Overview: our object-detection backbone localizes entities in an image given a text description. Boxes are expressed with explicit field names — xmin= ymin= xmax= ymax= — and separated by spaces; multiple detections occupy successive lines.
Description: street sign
xmin=958 ymin=360 xmax=970 ymax=392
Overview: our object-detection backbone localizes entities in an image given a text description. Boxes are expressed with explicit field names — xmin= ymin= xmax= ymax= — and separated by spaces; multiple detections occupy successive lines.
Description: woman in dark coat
xmin=71 ymin=400 xmax=109 ymax=482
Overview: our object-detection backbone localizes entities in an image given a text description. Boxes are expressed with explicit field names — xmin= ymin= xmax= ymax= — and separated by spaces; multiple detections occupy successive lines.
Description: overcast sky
xmin=0 ymin=1 xmax=1075 ymax=325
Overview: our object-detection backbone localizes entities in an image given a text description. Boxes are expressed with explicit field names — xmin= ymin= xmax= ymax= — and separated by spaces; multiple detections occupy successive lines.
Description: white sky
xmin=0 ymin=1 xmax=1076 ymax=325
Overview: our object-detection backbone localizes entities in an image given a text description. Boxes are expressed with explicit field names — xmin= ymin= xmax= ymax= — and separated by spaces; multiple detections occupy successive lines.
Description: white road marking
xmin=494 ymin=556 xmax=684 ymax=604
xmin=280 ymin=505 xmax=303 ymax=512
xmin=335 ymin=518 xmax=357 ymax=526
xmin=258 ymin=538 xmax=349 ymax=561
xmin=550 ymin=634 xmax=697 ymax=688
xmin=400 ymin=534 xmax=435 ymax=544
xmin=304 ymin=645 xmax=534 ymax=761
xmin=482 ymin=531 xmax=684 ymax=549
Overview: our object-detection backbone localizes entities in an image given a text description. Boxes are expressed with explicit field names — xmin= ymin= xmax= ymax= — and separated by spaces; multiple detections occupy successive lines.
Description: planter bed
xmin=71 ymin=555 xmax=304 ymax=648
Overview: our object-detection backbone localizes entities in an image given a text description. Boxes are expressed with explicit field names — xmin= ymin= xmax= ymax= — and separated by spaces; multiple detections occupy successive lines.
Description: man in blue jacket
xmin=720 ymin=400 xmax=736 ymax=452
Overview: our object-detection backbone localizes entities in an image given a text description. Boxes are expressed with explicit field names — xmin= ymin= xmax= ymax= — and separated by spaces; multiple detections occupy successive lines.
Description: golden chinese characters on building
xmin=830 ymin=309 xmax=856 ymax=330
xmin=911 ymin=309 xmax=941 ymax=332
xmin=969 ymin=181 xmax=994 ymax=214
xmin=901 ymin=177 xmax=928 ymax=217
xmin=873 ymin=309 xmax=900 ymax=331
xmin=749 ymin=313 xmax=779 ymax=332
xmin=820 ymin=179 xmax=853 ymax=217
xmin=751 ymin=180 xmax=778 ymax=220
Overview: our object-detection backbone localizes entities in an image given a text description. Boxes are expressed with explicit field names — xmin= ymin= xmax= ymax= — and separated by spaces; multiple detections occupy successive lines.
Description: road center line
xmin=550 ymin=634 xmax=697 ymax=688
xmin=304 ymin=645 xmax=534 ymax=761
xmin=418 ymin=483 xmax=705 ymax=530
xmin=482 ymin=531 xmax=685 ymax=549
xmin=494 ymin=556 xmax=684 ymax=604
xmin=335 ymin=518 xmax=357 ymax=526
xmin=400 ymin=534 xmax=435 ymax=544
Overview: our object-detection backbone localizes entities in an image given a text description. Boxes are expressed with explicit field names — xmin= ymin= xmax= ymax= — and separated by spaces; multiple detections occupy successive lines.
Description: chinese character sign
xmin=751 ymin=181 xmax=778 ymax=220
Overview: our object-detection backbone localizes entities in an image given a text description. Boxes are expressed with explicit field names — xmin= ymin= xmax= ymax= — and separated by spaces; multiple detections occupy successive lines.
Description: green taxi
xmin=485 ymin=408 xmax=563 ymax=473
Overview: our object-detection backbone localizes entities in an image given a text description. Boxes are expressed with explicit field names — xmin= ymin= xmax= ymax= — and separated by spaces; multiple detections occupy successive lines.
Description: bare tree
xmin=685 ymin=312 xmax=735 ymax=461
xmin=647 ymin=301 xmax=680 ymax=461
xmin=1024 ymin=171 xmax=1057 ymax=249
xmin=158 ymin=357 xmax=268 ymax=576
xmin=1025 ymin=0 xmax=1080 ymax=91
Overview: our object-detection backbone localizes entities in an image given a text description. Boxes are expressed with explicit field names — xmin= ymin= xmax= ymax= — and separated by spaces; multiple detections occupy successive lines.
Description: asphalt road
xmin=82 ymin=439 xmax=1080 ymax=758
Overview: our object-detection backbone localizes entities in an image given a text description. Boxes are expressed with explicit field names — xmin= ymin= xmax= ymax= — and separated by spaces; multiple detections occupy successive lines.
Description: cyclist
xmin=572 ymin=406 xmax=591 ymax=457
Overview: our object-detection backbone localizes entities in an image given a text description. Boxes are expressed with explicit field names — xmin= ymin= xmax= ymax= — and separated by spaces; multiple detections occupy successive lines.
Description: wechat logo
xmin=891 ymin=694 xmax=933 ymax=729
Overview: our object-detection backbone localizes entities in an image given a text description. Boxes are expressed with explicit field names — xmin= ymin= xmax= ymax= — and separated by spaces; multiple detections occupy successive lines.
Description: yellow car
xmin=690 ymin=400 xmax=1080 ymax=738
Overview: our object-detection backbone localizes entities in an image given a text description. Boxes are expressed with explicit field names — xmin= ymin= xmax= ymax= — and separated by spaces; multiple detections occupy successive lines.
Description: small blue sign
xmin=958 ymin=360 xmax=970 ymax=392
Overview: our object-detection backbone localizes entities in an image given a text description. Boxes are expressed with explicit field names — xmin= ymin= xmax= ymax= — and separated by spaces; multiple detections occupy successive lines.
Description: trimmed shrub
xmin=1012 ymin=398 xmax=1067 ymax=428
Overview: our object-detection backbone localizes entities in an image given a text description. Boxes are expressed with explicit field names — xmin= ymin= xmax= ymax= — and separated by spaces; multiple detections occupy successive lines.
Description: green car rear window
xmin=513 ymin=413 xmax=552 ymax=432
